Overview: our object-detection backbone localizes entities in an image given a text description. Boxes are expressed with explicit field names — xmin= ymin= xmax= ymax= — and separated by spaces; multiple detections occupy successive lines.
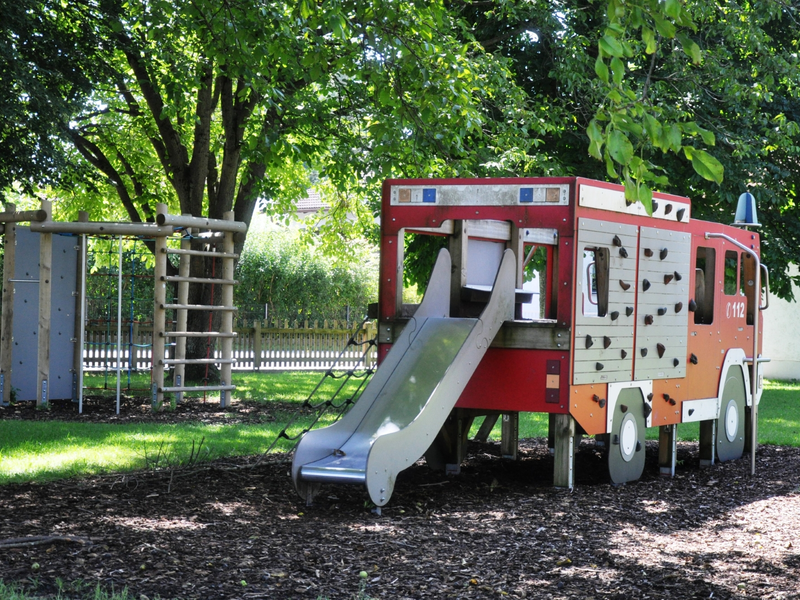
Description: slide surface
xmin=292 ymin=248 xmax=515 ymax=506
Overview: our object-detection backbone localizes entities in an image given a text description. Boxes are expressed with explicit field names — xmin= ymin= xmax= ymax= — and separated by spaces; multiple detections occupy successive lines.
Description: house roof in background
xmin=296 ymin=190 xmax=326 ymax=213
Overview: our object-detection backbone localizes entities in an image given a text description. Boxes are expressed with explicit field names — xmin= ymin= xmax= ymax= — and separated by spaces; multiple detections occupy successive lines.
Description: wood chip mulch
xmin=1 ymin=397 xmax=799 ymax=599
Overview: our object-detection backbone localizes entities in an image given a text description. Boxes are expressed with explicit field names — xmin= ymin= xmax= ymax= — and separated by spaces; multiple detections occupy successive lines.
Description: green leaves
xmin=684 ymin=147 xmax=724 ymax=184
xmin=586 ymin=0 xmax=723 ymax=211
xmin=608 ymin=130 xmax=633 ymax=164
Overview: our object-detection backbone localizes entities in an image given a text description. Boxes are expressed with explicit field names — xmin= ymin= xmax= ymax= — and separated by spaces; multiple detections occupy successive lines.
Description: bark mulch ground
xmin=1 ymin=397 xmax=799 ymax=599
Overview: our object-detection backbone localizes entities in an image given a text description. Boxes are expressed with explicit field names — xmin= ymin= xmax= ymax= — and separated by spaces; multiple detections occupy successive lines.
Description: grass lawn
xmin=0 ymin=373 xmax=797 ymax=485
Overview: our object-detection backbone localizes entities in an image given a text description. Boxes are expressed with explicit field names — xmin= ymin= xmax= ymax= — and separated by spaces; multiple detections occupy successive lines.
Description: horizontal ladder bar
xmin=161 ymin=276 xmax=237 ymax=285
xmin=162 ymin=247 xmax=239 ymax=259
xmin=159 ymin=385 xmax=236 ymax=393
xmin=160 ymin=358 xmax=236 ymax=365
xmin=160 ymin=331 xmax=237 ymax=338
xmin=156 ymin=213 xmax=247 ymax=233
xmin=161 ymin=303 xmax=237 ymax=312
xmin=31 ymin=221 xmax=172 ymax=236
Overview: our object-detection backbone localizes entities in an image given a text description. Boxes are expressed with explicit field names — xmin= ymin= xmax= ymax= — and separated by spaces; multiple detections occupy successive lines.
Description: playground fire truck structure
xmin=293 ymin=177 xmax=768 ymax=506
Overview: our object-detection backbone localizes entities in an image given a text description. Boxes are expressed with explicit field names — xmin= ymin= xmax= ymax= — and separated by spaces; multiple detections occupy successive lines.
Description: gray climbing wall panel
xmin=11 ymin=228 xmax=77 ymax=401
xmin=633 ymin=227 xmax=691 ymax=380
xmin=573 ymin=219 xmax=637 ymax=385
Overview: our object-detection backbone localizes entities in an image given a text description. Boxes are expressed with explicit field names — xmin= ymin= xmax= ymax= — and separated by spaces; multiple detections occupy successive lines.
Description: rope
xmin=256 ymin=317 xmax=377 ymax=463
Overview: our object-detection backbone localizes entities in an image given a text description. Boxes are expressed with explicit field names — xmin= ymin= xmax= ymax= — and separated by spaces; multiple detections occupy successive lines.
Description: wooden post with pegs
xmin=37 ymin=200 xmax=53 ymax=407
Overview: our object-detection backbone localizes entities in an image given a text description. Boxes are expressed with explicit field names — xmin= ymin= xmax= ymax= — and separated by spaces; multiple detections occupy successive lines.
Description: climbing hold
xmin=675 ymin=302 xmax=683 ymax=313
xmin=676 ymin=208 xmax=686 ymax=222
xmin=642 ymin=279 xmax=651 ymax=291
xmin=669 ymin=398 xmax=677 ymax=406
xmin=585 ymin=335 xmax=594 ymax=349
xmin=625 ymin=306 xmax=634 ymax=317
xmin=644 ymin=248 xmax=654 ymax=257
xmin=674 ymin=271 xmax=682 ymax=281
xmin=610 ymin=310 xmax=620 ymax=321
xmin=652 ymin=200 xmax=659 ymax=212
xmin=619 ymin=280 xmax=631 ymax=291
xmin=620 ymin=349 xmax=627 ymax=359
xmin=657 ymin=307 xmax=667 ymax=316
xmin=644 ymin=314 xmax=654 ymax=325
xmin=688 ymin=299 xmax=697 ymax=312
xmin=620 ymin=404 xmax=628 ymax=413
xmin=690 ymin=353 xmax=698 ymax=365
xmin=603 ymin=336 xmax=612 ymax=349
xmin=656 ymin=343 xmax=666 ymax=358
xmin=664 ymin=203 xmax=673 ymax=215
xmin=640 ymin=348 xmax=648 ymax=357
xmin=647 ymin=393 xmax=654 ymax=401
xmin=612 ymin=235 xmax=622 ymax=247
xmin=659 ymin=248 xmax=669 ymax=260
xmin=664 ymin=273 xmax=674 ymax=285
xmin=643 ymin=403 xmax=652 ymax=419
xmin=596 ymin=362 xmax=605 ymax=371
xmin=673 ymin=358 xmax=680 ymax=367
xmin=619 ymin=247 xmax=628 ymax=258
xmin=636 ymin=441 xmax=643 ymax=452
xmin=663 ymin=393 xmax=671 ymax=402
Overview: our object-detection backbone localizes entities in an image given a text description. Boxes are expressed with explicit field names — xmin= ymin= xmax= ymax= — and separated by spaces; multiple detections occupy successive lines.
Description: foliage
xmin=4 ymin=0 xmax=800 ymax=298
xmin=235 ymin=226 xmax=377 ymax=323
xmin=0 ymin=0 xmax=109 ymax=198
xmin=454 ymin=0 xmax=800 ymax=298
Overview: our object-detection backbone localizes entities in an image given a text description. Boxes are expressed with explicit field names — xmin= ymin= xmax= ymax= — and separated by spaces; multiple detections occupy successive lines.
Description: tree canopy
xmin=2 ymin=0 xmax=799 ymax=296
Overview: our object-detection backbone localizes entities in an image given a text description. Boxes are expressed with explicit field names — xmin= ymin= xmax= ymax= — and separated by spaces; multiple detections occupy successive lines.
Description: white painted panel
xmin=682 ymin=397 xmax=720 ymax=422
xmin=390 ymin=184 xmax=570 ymax=206
xmin=578 ymin=183 xmax=691 ymax=222
xmin=466 ymin=239 xmax=504 ymax=287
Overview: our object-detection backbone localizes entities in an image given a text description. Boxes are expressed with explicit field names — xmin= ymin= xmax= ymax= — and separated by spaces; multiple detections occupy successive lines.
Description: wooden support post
xmin=507 ymin=223 xmax=524 ymax=319
xmin=37 ymin=200 xmax=53 ymax=408
xmin=699 ymin=420 xmax=715 ymax=467
xmin=448 ymin=220 xmax=468 ymax=317
xmin=173 ymin=229 xmax=191 ymax=403
xmin=553 ymin=413 xmax=576 ymax=489
xmin=253 ymin=320 xmax=262 ymax=371
xmin=474 ymin=414 xmax=499 ymax=442
xmin=72 ymin=212 xmax=88 ymax=408
xmin=501 ymin=413 xmax=519 ymax=460
xmin=658 ymin=424 xmax=677 ymax=477
xmin=219 ymin=212 xmax=235 ymax=407
xmin=152 ymin=204 xmax=168 ymax=409
xmin=0 ymin=205 xmax=16 ymax=406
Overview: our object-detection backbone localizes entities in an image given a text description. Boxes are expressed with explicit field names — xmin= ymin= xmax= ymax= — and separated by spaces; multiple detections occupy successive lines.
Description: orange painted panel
xmin=568 ymin=383 xmax=609 ymax=435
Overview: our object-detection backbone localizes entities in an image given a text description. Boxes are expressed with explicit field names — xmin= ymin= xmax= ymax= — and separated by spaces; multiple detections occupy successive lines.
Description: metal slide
xmin=292 ymin=248 xmax=515 ymax=507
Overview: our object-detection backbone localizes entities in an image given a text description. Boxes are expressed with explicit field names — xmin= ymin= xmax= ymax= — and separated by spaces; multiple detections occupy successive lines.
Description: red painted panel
xmin=455 ymin=349 xmax=569 ymax=414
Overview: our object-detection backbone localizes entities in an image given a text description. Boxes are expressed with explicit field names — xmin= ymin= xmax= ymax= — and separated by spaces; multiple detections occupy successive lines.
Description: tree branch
xmin=67 ymin=130 xmax=143 ymax=223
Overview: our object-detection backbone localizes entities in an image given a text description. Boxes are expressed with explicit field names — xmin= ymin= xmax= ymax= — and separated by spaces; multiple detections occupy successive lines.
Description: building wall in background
xmin=762 ymin=264 xmax=800 ymax=381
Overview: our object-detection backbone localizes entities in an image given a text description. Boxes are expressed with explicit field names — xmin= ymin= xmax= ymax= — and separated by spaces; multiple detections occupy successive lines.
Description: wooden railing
xmin=82 ymin=320 xmax=377 ymax=372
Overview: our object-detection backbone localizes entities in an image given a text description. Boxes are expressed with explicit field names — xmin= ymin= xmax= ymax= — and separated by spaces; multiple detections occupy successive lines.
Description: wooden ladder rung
xmin=161 ymin=303 xmax=238 ymax=311
xmin=162 ymin=248 xmax=239 ymax=259
xmin=160 ymin=385 xmax=236 ymax=393
xmin=160 ymin=358 xmax=236 ymax=365
xmin=161 ymin=276 xmax=237 ymax=285
xmin=160 ymin=331 xmax=237 ymax=338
